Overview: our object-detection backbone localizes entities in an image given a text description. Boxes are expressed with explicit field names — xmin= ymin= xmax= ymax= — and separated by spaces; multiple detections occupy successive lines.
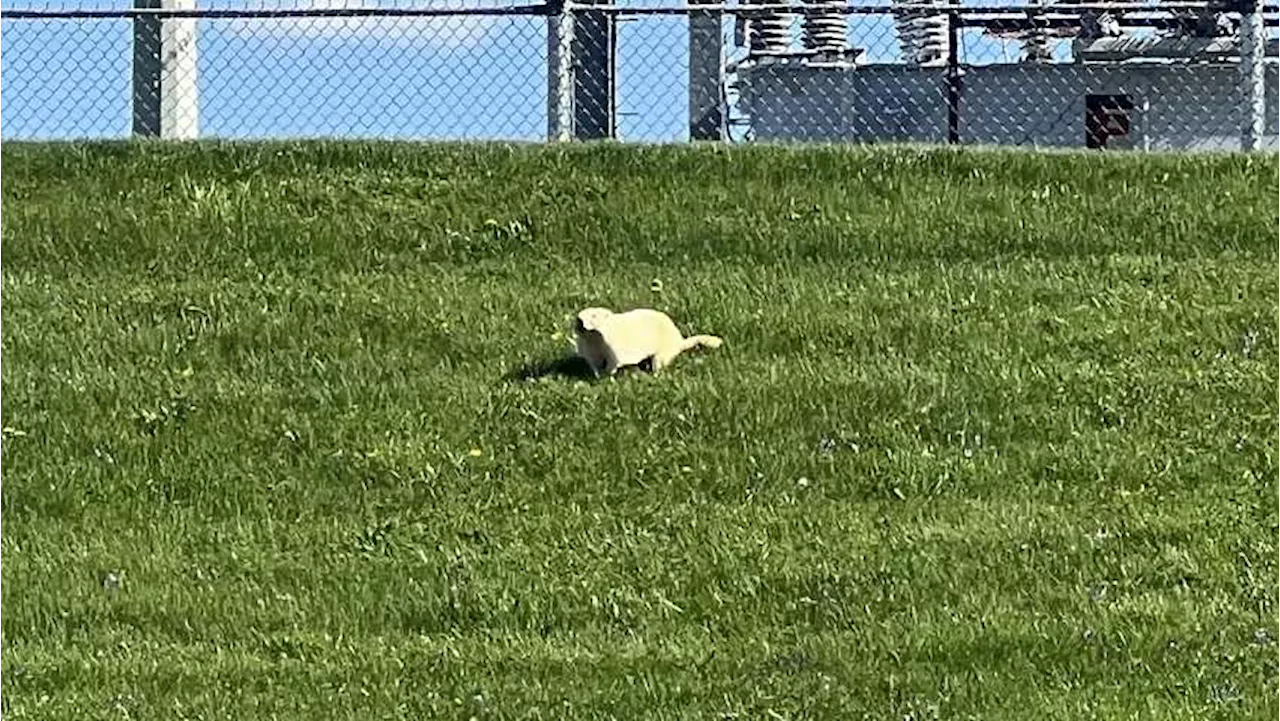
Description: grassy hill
xmin=2 ymin=141 xmax=1276 ymax=720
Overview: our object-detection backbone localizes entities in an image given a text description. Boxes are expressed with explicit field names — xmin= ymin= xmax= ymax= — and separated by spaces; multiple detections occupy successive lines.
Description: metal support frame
xmin=132 ymin=0 xmax=198 ymax=139
xmin=572 ymin=0 xmax=616 ymax=139
xmin=132 ymin=0 xmax=163 ymax=136
xmin=688 ymin=0 xmax=725 ymax=141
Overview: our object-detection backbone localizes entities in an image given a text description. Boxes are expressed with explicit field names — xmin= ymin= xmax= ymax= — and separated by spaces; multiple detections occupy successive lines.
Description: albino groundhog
xmin=573 ymin=307 xmax=723 ymax=377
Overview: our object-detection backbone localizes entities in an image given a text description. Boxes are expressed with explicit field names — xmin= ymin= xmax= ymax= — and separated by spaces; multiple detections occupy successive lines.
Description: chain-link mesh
xmin=2 ymin=1 xmax=1277 ymax=149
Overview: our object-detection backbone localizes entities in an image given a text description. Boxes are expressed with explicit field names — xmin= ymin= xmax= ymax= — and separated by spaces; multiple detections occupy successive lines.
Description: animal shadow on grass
xmin=506 ymin=354 xmax=654 ymax=382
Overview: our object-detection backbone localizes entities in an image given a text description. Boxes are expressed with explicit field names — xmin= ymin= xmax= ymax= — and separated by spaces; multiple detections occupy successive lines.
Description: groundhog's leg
xmin=579 ymin=348 xmax=603 ymax=378
xmin=651 ymin=347 xmax=681 ymax=373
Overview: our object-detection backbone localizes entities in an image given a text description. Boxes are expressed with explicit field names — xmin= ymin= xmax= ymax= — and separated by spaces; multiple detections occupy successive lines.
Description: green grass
xmin=1 ymin=140 xmax=1276 ymax=720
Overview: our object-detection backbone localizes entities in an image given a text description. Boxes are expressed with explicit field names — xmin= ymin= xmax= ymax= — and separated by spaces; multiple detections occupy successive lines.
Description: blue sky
xmin=1 ymin=0 xmax=1062 ymax=141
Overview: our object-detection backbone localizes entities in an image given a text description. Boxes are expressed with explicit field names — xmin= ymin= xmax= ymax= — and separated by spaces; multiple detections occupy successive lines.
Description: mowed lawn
xmin=1 ymin=142 xmax=1276 ymax=720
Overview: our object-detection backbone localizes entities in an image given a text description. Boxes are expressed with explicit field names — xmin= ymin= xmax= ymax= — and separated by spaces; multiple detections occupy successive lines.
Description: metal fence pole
xmin=1239 ymin=0 xmax=1266 ymax=151
xmin=946 ymin=9 xmax=961 ymax=144
xmin=547 ymin=0 xmax=574 ymax=141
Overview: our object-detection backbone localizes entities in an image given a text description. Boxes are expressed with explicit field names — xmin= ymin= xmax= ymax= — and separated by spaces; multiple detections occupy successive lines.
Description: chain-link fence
xmin=1 ymin=0 xmax=1276 ymax=149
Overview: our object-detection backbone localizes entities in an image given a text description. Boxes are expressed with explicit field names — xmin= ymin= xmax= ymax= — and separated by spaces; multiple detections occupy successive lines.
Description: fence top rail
xmin=3 ymin=0 xmax=1277 ymax=19
xmin=0 ymin=4 xmax=548 ymax=17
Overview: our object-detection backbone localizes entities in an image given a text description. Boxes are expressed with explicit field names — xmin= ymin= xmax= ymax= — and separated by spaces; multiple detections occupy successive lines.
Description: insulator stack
xmin=802 ymin=6 xmax=847 ymax=53
xmin=894 ymin=6 xmax=950 ymax=67
xmin=745 ymin=0 xmax=793 ymax=54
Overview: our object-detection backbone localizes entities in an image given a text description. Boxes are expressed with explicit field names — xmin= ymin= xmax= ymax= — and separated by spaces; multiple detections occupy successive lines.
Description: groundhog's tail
xmin=680 ymin=334 xmax=724 ymax=352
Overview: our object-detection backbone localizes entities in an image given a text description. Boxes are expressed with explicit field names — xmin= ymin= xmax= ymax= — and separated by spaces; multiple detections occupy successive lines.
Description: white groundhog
xmin=573 ymin=307 xmax=723 ymax=377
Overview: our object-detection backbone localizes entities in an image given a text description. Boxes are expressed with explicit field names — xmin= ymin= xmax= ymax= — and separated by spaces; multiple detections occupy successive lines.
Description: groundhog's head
xmin=574 ymin=307 xmax=614 ymax=335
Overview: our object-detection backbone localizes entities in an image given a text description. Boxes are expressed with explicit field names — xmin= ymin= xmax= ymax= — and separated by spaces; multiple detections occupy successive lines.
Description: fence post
xmin=688 ymin=0 xmax=724 ymax=141
xmin=1239 ymin=0 xmax=1265 ymax=151
xmin=946 ymin=9 xmax=961 ymax=144
xmin=547 ymin=0 xmax=574 ymax=141
xmin=133 ymin=0 xmax=199 ymax=139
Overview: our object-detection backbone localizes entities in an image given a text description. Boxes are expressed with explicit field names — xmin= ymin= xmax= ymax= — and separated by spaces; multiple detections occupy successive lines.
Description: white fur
xmin=573 ymin=306 xmax=723 ymax=377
